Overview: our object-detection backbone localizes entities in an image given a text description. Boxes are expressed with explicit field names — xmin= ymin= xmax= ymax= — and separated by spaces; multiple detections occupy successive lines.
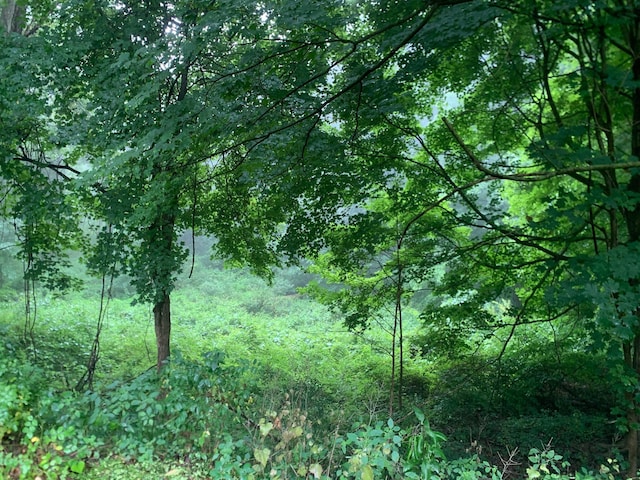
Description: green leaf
xmin=254 ymin=447 xmax=270 ymax=468
xmin=361 ymin=464 xmax=374 ymax=480
xmin=259 ymin=420 xmax=274 ymax=437
xmin=69 ymin=460 xmax=85 ymax=474
xmin=309 ymin=463 xmax=323 ymax=479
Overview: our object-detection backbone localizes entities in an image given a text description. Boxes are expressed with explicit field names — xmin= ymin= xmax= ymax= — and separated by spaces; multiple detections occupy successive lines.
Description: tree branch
xmin=442 ymin=117 xmax=640 ymax=183
xmin=15 ymin=154 xmax=81 ymax=182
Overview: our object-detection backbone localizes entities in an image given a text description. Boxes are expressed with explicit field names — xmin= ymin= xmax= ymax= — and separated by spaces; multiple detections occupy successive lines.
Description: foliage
xmin=426 ymin=346 xmax=616 ymax=468
xmin=0 ymin=345 xmax=96 ymax=479
xmin=5 ymin=0 xmax=640 ymax=476
xmin=0 ymin=358 xmax=40 ymax=445
xmin=0 ymin=281 xmax=628 ymax=479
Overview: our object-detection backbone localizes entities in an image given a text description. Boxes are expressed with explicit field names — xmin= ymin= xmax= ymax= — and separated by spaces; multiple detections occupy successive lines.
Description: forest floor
xmin=0 ymin=263 xmax=623 ymax=478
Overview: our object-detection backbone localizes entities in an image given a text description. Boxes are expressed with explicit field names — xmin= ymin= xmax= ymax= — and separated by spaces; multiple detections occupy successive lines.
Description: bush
xmin=0 ymin=349 xmax=97 ymax=479
xmin=0 ymin=353 xmax=46 ymax=444
xmin=0 ymin=345 xmax=626 ymax=480
xmin=427 ymin=348 xmax=615 ymax=469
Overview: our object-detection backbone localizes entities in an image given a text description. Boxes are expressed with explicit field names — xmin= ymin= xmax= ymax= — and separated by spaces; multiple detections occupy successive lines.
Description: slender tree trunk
xmin=626 ymin=398 xmax=638 ymax=475
xmin=624 ymin=340 xmax=639 ymax=475
xmin=151 ymin=213 xmax=175 ymax=371
xmin=149 ymin=63 xmax=189 ymax=372
xmin=154 ymin=291 xmax=171 ymax=370
xmin=1 ymin=0 xmax=37 ymax=36
xmin=1 ymin=0 xmax=21 ymax=34
xmin=149 ymin=206 xmax=177 ymax=371
xmin=624 ymin=15 xmax=640 ymax=472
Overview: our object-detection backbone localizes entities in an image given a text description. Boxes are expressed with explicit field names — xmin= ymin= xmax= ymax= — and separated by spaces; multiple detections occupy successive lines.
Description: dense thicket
xmin=4 ymin=0 xmax=640 ymax=477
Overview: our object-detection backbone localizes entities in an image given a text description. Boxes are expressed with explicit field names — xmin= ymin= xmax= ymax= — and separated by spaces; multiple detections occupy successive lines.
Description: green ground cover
xmin=0 ymin=264 xmax=625 ymax=479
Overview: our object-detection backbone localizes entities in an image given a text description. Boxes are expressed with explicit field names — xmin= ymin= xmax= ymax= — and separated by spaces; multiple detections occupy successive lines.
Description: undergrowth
xmin=0 ymin=348 xmax=625 ymax=479
xmin=0 ymin=264 xmax=626 ymax=478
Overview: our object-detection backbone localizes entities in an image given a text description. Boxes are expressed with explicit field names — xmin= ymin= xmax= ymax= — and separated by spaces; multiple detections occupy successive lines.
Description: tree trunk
xmin=625 ymin=15 xmax=640 ymax=473
xmin=1 ymin=0 xmax=37 ymax=36
xmin=153 ymin=291 xmax=171 ymax=370
xmin=1 ymin=0 xmax=21 ymax=34
xmin=628 ymin=414 xmax=639 ymax=476
xmin=624 ymin=339 xmax=639 ymax=475
xmin=150 ymin=210 xmax=176 ymax=371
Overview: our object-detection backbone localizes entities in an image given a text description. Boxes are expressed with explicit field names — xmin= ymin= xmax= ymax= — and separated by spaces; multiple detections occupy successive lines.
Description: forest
xmin=2 ymin=0 xmax=640 ymax=478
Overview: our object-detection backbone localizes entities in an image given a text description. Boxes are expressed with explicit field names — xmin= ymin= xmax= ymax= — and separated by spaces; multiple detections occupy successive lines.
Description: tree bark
xmin=149 ymin=209 xmax=177 ymax=372
xmin=1 ymin=0 xmax=21 ymax=34
xmin=154 ymin=291 xmax=171 ymax=370
xmin=624 ymin=13 xmax=640 ymax=473
xmin=627 ymin=404 xmax=638 ymax=476
xmin=1 ymin=0 xmax=37 ymax=36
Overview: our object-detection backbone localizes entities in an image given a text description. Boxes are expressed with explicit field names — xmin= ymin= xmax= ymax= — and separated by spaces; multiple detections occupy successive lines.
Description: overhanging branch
xmin=15 ymin=153 xmax=81 ymax=182
xmin=442 ymin=117 xmax=640 ymax=182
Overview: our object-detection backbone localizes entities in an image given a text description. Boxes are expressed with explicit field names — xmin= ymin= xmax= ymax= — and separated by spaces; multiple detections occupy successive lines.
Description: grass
xmin=0 ymin=263 xmax=406 ymax=421
xmin=0 ymin=262 xmax=624 ymax=478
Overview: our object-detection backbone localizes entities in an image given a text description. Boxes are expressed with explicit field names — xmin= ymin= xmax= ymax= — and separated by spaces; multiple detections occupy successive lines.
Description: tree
xmin=8 ymin=0 xmax=640 ymax=470
xmin=417 ymin=2 xmax=640 ymax=472
xmin=241 ymin=0 xmax=640 ymax=472
xmin=47 ymin=0 xmax=219 ymax=370
xmin=45 ymin=0 xmax=452 ymax=373
xmin=0 ymin=0 xmax=84 ymax=332
xmin=43 ymin=0 xmax=353 ymax=370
